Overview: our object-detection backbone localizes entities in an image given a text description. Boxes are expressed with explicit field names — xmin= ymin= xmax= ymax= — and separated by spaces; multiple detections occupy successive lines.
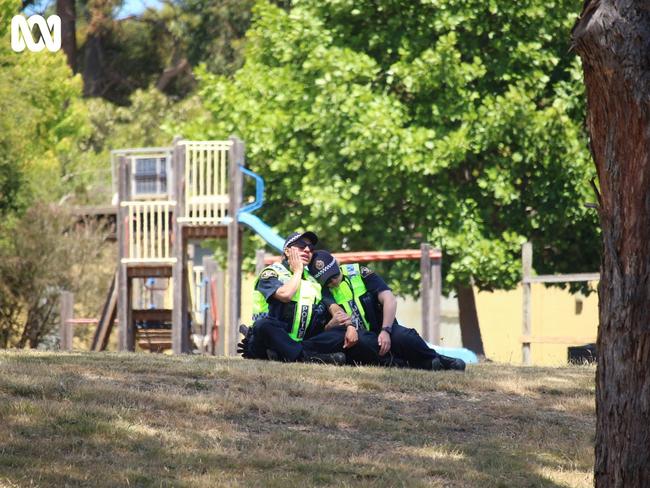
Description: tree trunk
xmin=82 ymin=0 xmax=113 ymax=97
xmin=457 ymin=284 xmax=485 ymax=357
xmin=572 ymin=2 xmax=650 ymax=486
xmin=156 ymin=58 xmax=190 ymax=92
xmin=56 ymin=0 xmax=76 ymax=71
xmin=83 ymin=34 xmax=106 ymax=97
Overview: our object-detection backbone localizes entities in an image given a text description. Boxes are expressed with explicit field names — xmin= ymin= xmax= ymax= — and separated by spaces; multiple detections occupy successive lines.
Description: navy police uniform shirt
xmin=255 ymin=265 xmax=286 ymax=320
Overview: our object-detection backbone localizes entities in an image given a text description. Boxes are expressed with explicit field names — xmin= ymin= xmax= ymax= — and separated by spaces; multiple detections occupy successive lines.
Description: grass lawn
xmin=0 ymin=352 xmax=594 ymax=487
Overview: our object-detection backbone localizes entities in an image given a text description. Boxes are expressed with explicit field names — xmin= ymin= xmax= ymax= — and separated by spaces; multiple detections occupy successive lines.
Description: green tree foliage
xmin=0 ymin=204 xmax=110 ymax=348
xmin=0 ymin=0 xmax=87 ymax=212
xmin=68 ymin=0 xmax=261 ymax=103
xmin=182 ymin=0 xmax=598 ymax=294
xmin=0 ymin=0 xmax=113 ymax=348
xmin=170 ymin=0 xmax=256 ymax=77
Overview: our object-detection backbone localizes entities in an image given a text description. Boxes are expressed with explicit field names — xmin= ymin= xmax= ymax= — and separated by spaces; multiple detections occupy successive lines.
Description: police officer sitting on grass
xmin=239 ymin=231 xmax=378 ymax=365
xmin=308 ymin=250 xmax=465 ymax=371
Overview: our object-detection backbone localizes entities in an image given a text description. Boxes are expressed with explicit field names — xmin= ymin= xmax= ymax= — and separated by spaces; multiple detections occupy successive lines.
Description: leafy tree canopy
xmin=0 ymin=0 xmax=87 ymax=213
xmin=180 ymin=0 xmax=599 ymax=294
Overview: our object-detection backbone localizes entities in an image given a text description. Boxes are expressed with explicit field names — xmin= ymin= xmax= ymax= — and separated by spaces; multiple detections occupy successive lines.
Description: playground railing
xmin=120 ymin=200 xmax=176 ymax=264
xmin=177 ymin=140 xmax=232 ymax=226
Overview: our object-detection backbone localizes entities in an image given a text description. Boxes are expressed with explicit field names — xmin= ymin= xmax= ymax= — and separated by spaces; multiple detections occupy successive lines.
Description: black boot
xmin=431 ymin=357 xmax=444 ymax=371
xmin=302 ymin=352 xmax=346 ymax=365
xmin=439 ymin=354 xmax=466 ymax=371
xmin=266 ymin=349 xmax=281 ymax=361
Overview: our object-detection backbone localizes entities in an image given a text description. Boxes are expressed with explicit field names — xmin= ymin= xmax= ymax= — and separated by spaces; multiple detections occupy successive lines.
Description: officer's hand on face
xmin=378 ymin=330 xmax=392 ymax=356
xmin=287 ymin=247 xmax=304 ymax=274
xmin=343 ymin=325 xmax=358 ymax=349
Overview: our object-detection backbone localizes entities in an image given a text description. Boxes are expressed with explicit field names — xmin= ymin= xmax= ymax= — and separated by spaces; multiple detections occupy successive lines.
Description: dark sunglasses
xmin=289 ymin=240 xmax=314 ymax=250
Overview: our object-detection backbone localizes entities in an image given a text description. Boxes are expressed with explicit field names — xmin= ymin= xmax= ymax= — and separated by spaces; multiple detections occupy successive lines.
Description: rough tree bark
xmin=572 ymin=2 xmax=650 ymax=486
xmin=82 ymin=0 xmax=113 ymax=97
xmin=56 ymin=0 xmax=76 ymax=71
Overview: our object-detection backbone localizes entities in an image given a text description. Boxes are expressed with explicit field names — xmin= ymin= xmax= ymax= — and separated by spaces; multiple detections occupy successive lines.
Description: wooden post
xmin=203 ymin=256 xmax=215 ymax=354
xmin=172 ymin=137 xmax=189 ymax=354
xmin=420 ymin=243 xmax=433 ymax=342
xmin=59 ymin=291 xmax=74 ymax=351
xmin=255 ymin=249 xmax=266 ymax=275
xmin=522 ymin=242 xmax=533 ymax=365
xmin=227 ymin=136 xmax=244 ymax=356
xmin=117 ymin=156 xmax=134 ymax=351
xmin=204 ymin=256 xmax=226 ymax=356
xmin=216 ymin=262 xmax=226 ymax=356
xmin=431 ymin=249 xmax=442 ymax=345
xmin=92 ymin=271 xmax=118 ymax=352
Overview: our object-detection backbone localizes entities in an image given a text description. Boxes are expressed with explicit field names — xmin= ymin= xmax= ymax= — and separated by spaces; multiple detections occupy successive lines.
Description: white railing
xmin=178 ymin=140 xmax=232 ymax=225
xmin=121 ymin=201 xmax=176 ymax=263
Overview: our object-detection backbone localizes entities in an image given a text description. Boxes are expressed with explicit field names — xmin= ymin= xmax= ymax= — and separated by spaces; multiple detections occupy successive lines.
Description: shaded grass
xmin=0 ymin=352 xmax=594 ymax=487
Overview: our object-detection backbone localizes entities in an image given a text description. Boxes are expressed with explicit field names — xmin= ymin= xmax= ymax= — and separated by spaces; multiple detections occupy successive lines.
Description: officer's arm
xmin=273 ymin=247 xmax=303 ymax=303
xmin=325 ymin=303 xmax=353 ymax=328
xmin=272 ymin=271 xmax=302 ymax=303
xmin=377 ymin=290 xmax=397 ymax=328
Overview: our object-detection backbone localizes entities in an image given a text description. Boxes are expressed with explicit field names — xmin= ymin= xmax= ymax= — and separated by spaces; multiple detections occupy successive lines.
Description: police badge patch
xmin=315 ymin=259 xmax=325 ymax=270
xmin=260 ymin=269 xmax=278 ymax=280
xmin=360 ymin=266 xmax=373 ymax=277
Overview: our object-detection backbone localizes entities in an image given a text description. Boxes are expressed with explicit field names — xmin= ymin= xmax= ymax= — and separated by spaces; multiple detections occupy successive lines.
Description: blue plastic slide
xmin=237 ymin=166 xmax=285 ymax=252
xmin=426 ymin=343 xmax=479 ymax=364
xmin=238 ymin=211 xmax=284 ymax=252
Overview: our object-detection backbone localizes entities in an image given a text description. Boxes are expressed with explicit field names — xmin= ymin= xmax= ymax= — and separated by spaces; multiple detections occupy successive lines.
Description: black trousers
xmin=384 ymin=323 xmax=440 ymax=370
xmin=252 ymin=318 xmax=379 ymax=364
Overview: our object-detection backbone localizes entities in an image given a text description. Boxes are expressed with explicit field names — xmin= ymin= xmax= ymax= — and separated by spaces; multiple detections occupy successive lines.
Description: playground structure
xmin=69 ymin=136 xmax=474 ymax=360
xmin=88 ymin=137 xmax=255 ymax=354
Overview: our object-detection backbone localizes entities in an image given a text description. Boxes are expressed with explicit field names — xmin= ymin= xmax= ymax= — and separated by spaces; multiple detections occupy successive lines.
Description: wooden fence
xmin=521 ymin=242 xmax=599 ymax=365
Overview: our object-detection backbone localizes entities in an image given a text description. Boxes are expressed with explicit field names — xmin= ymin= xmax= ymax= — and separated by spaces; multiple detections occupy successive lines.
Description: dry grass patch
xmin=0 ymin=352 xmax=594 ymax=487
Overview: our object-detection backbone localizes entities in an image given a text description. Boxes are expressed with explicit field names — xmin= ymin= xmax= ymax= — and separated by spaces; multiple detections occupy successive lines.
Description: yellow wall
xmin=475 ymin=283 xmax=598 ymax=366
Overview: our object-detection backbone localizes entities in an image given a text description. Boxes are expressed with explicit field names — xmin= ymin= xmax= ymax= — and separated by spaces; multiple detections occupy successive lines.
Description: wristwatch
xmin=381 ymin=326 xmax=393 ymax=334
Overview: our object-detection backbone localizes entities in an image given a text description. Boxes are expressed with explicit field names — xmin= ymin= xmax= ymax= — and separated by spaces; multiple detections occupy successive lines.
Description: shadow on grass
xmin=0 ymin=353 xmax=594 ymax=487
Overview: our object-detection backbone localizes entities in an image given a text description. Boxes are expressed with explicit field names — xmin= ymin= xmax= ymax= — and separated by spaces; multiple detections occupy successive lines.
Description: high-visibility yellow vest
xmin=330 ymin=263 xmax=371 ymax=331
xmin=252 ymin=262 xmax=322 ymax=341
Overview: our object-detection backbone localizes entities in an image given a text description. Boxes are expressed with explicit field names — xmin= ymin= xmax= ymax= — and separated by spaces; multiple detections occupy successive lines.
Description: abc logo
xmin=11 ymin=15 xmax=61 ymax=53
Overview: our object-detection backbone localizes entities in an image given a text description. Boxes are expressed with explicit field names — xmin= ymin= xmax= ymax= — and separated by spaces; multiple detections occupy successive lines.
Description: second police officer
xmin=308 ymin=250 xmax=466 ymax=371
